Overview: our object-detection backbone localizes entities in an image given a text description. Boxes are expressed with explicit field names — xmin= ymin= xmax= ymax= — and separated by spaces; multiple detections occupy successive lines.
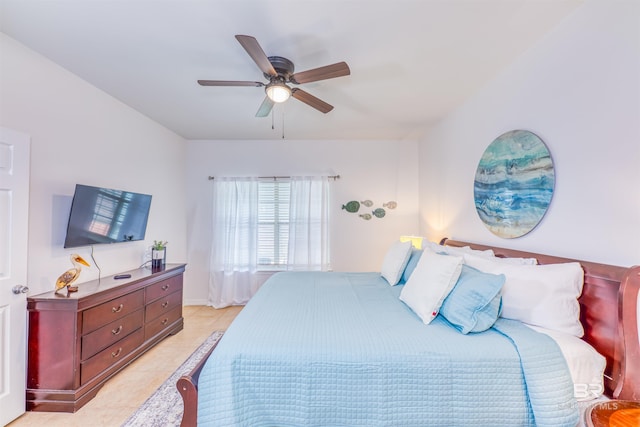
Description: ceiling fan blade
xmin=235 ymin=35 xmax=277 ymax=77
xmin=291 ymin=88 xmax=334 ymax=113
xmin=256 ymin=96 xmax=275 ymax=117
xmin=291 ymin=62 xmax=350 ymax=84
xmin=198 ymin=80 xmax=264 ymax=87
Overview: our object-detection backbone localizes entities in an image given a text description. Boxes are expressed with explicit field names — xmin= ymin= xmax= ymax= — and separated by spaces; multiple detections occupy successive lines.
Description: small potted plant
xmin=151 ymin=240 xmax=167 ymax=269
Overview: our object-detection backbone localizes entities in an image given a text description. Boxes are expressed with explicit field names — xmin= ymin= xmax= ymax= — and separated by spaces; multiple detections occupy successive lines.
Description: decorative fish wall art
xmin=372 ymin=208 xmax=386 ymax=218
xmin=342 ymin=201 xmax=360 ymax=213
xmin=342 ymin=200 xmax=398 ymax=220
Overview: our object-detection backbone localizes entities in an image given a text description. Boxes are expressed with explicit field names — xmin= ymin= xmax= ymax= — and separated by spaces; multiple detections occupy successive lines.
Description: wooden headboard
xmin=441 ymin=238 xmax=640 ymax=401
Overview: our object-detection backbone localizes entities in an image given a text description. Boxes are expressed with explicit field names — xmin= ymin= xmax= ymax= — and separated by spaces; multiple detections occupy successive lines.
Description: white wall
xmin=419 ymin=0 xmax=640 ymax=267
xmin=185 ymin=139 xmax=420 ymax=304
xmin=0 ymin=34 xmax=188 ymax=296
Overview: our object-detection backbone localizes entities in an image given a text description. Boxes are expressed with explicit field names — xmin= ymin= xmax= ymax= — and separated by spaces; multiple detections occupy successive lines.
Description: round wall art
xmin=474 ymin=130 xmax=555 ymax=238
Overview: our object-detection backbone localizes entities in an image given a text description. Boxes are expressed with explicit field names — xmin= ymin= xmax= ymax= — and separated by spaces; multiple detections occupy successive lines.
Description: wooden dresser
xmin=26 ymin=264 xmax=186 ymax=412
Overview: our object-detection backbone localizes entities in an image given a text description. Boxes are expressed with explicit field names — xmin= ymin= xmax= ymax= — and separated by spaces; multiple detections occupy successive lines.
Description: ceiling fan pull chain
xmin=272 ymin=108 xmax=275 ymax=130
xmin=282 ymin=107 xmax=285 ymax=139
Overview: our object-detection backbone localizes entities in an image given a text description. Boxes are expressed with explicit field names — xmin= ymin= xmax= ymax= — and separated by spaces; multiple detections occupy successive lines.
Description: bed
xmin=177 ymin=239 xmax=640 ymax=426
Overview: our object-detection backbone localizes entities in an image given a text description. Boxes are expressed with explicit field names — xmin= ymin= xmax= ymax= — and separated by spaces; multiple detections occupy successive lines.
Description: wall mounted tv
xmin=64 ymin=184 xmax=152 ymax=248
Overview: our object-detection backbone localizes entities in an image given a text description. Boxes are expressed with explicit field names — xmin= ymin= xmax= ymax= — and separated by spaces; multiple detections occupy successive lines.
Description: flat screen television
xmin=64 ymin=184 xmax=152 ymax=248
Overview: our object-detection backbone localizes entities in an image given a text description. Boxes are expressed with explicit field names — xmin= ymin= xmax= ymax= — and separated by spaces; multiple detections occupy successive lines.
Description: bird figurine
xmin=55 ymin=254 xmax=90 ymax=294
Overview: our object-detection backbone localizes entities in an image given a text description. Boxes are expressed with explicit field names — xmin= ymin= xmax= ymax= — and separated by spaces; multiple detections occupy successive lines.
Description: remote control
xmin=114 ymin=274 xmax=132 ymax=279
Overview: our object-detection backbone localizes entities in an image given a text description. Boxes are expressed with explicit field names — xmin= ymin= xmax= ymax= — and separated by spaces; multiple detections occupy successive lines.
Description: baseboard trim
xmin=183 ymin=298 xmax=209 ymax=306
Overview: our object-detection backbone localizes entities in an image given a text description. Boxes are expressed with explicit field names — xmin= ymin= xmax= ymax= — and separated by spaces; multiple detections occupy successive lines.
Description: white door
xmin=0 ymin=127 xmax=30 ymax=425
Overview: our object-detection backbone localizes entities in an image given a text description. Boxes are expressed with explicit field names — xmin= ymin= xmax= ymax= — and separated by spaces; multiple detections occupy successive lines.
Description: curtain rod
xmin=208 ymin=175 xmax=340 ymax=181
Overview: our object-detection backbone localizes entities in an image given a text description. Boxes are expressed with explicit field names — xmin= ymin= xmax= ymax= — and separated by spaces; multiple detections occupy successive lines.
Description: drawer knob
xmin=161 ymin=318 xmax=169 ymax=325
xmin=111 ymin=348 xmax=122 ymax=358
xmin=112 ymin=325 xmax=123 ymax=335
xmin=112 ymin=304 xmax=124 ymax=313
xmin=161 ymin=284 xmax=170 ymax=291
xmin=161 ymin=301 xmax=169 ymax=308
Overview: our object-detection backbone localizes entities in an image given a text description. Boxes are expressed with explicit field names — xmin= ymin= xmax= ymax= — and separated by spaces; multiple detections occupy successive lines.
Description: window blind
xmin=257 ymin=180 xmax=291 ymax=268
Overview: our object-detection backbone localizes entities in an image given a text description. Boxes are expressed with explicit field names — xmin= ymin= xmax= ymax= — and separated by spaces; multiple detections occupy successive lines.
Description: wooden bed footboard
xmin=177 ymin=338 xmax=222 ymax=427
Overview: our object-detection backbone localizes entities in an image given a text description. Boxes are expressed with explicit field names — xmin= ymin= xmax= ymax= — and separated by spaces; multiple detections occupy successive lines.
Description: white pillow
xmin=463 ymin=253 xmax=584 ymax=337
xmin=426 ymin=241 xmax=537 ymax=265
xmin=380 ymin=240 xmax=413 ymax=285
xmin=424 ymin=241 xmax=495 ymax=258
xmin=399 ymin=250 xmax=463 ymax=324
xmin=490 ymin=255 xmax=538 ymax=265
xmin=527 ymin=325 xmax=606 ymax=401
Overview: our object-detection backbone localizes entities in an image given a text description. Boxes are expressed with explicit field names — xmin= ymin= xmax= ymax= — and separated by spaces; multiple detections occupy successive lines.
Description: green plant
xmin=152 ymin=240 xmax=168 ymax=250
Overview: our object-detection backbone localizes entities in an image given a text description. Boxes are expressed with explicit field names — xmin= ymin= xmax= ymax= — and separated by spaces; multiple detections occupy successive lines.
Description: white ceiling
xmin=0 ymin=0 xmax=583 ymax=140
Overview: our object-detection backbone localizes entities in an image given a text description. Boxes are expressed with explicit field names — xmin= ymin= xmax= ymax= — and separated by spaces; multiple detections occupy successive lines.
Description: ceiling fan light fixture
xmin=265 ymin=82 xmax=291 ymax=103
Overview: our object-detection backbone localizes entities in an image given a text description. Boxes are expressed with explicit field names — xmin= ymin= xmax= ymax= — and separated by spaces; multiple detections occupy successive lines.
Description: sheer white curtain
xmin=287 ymin=176 xmax=331 ymax=271
xmin=208 ymin=177 xmax=259 ymax=308
xmin=209 ymin=175 xmax=331 ymax=308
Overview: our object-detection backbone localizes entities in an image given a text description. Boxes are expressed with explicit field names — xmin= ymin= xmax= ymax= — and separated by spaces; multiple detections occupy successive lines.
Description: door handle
xmin=12 ymin=285 xmax=29 ymax=295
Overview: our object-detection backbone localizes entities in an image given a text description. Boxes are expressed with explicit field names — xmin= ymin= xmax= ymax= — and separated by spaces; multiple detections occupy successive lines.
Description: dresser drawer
xmin=146 ymin=275 xmax=182 ymax=303
xmin=80 ymin=328 xmax=144 ymax=385
xmin=81 ymin=309 xmax=144 ymax=360
xmin=145 ymin=290 xmax=181 ymax=323
xmin=82 ymin=290 xmax=144 ymax=334
xmin=144 ymin=305 xmax=182 ymax=340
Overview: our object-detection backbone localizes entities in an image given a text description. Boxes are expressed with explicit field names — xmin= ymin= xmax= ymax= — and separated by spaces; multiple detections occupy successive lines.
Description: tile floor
xmin=8 ymin=305 xmax=243 ymax=427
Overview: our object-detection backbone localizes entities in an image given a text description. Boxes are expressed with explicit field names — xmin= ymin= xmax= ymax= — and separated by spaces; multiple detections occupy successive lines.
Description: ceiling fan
xmin=198 ymin=35 xmax=350 ymax=117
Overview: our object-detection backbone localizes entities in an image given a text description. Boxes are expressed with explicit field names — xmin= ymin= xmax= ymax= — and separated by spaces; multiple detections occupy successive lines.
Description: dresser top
xmin=28 ymin=264 xmax=186 ymax=308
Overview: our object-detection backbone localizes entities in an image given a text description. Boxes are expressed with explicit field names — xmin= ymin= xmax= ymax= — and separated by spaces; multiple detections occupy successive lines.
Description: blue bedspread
xmin=198 ymin=272 xmax=579 ymax=426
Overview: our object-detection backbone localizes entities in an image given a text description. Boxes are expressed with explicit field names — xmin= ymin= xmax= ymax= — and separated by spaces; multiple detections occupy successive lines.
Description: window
xmin=257 ymin=180 xmax=291 ymax=269
xmin=210 ymin=175 xmax=331 ymax=306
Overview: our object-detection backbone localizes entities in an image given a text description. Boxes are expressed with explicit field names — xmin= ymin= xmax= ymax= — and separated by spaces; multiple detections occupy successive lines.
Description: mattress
xmin=198 ymin=272 xmax=579 ymax=426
